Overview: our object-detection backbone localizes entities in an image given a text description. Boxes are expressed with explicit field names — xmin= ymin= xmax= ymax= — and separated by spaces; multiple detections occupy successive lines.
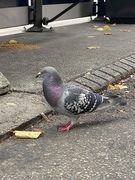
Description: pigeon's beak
xmin=35 ymin=72 xmax=41 ymax=78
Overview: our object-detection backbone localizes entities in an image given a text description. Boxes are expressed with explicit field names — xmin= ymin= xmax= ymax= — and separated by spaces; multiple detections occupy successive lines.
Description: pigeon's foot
xmin=58 ymin=121 xmax=74 ymax=132
xmin=59 ymin=121 xmax=71 ymax=128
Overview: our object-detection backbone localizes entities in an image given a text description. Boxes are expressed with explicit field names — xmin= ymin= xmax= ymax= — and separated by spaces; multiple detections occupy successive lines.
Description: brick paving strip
xmin=74 ymin=55 xmax=135 ymax=92
xmin=0 ymin=54 xmax=135 ymax=141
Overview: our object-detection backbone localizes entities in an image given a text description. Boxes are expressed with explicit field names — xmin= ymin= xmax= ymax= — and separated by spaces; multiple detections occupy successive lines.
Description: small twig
xmin=41 ymin=112 xmax=49 ymax=122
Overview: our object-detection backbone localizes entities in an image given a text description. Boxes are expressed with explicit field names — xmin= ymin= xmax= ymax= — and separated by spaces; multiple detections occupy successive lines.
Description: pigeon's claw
xmin=59 ymin=121 xmax=71 ymax=128
xmin=58 ymin=121 xmax=74 ymax=132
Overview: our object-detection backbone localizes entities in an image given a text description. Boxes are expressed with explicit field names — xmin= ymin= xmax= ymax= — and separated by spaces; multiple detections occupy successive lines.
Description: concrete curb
xmin=0 ymin=110 xmax=53 ymax=142
xmin=0 ymin=54 xmax=135 ymax=141
xmin=73 ymin=55 xmax=135 ymax=92
xmin=0 ymin=72 xmax=11 ymax=95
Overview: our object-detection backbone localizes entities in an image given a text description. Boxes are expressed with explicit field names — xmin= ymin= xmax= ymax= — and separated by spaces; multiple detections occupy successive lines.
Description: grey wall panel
xmin=0 ymin=0 xmax=16 ymax=8
xmin=106 ymin=0 xmax=135 ymax=18
xmin=42 ymin=2 xmax=93 ymax=20
xmin=0 ymin=2 xmax=92 ymax=29
xmin=0 ymin=7 xmax=28 ymax=28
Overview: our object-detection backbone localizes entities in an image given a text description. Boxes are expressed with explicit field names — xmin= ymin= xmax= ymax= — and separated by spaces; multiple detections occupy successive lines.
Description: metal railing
xmin=0 ymin=0 xmax=99 ymax=30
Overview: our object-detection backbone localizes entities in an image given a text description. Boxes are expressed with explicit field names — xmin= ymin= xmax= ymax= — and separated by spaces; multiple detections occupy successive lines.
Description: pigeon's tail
xmin=96 ymin=95 xmax=126 ymax=111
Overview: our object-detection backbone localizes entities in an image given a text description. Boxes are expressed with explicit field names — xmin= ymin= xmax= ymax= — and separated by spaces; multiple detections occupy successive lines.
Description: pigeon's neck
xmin=43 ymin=74 xmax=63 ymax=107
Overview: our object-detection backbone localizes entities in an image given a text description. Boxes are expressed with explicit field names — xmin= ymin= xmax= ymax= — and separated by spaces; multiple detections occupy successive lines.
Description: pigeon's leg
xmin=58 ymin=117 xmax=78 ymax=132
xmin=58 ymin=121 xmax=75 ymax=131
xmin=59 ymin=121 xmax=71 ymax=128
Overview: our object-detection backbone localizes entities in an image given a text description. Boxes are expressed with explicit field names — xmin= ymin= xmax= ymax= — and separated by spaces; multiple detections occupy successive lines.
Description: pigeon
xmin=36 ymin=66 xmax=123 ymax=132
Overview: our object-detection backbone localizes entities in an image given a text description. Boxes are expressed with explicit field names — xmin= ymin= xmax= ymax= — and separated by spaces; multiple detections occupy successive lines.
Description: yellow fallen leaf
xmin=90 ymin=25 xmax=98 ymax=28
xmin=96 ymin=28 xmax=104 ymax=31
xmin=120 ymin=29 xmax=130 ymax=32
xmin=7 ymin=39 xmax=18 ymax=44
xmin=103 ymin=25 xmax=111 ymax=30
xmin=87 ymin=46 xmax=100 ymax=49
xmin=13 ymin=130 xmax=43 ymax=139
xmin=115 ymin=84 xmax=128 ymax=89
xmin=32 ymin=128 xmax=44 ymax=133
xmin=104 ymin=32 xmax=112 ymax=35
xmin=107 ymin=84 xmax=128 ymax=90
xmin=87 ymin=36 xmax=96 ymax=38
xmin=107 ymin=85 xmax=116 ymax=90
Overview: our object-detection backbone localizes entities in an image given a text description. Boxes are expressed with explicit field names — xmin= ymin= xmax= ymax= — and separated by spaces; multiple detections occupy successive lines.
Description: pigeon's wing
xmin=63 ymin=86 xmax=104 ymax=115
xmin=63 ymin=85 xmax=122 ymax=115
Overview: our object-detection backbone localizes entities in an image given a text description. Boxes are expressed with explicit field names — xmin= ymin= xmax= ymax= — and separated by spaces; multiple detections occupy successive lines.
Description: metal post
xmin=94 ymin=0 xmax=106 ymax=21
xmin=98 ymin=0 xmax=105 ymax=17
xmin=27 ymin=0 xmax=52 ymax=32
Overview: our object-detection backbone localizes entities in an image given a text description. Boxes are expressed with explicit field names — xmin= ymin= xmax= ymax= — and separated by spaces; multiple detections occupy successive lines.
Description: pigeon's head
xmin=36 ymin=66 xmax=58 ymax=79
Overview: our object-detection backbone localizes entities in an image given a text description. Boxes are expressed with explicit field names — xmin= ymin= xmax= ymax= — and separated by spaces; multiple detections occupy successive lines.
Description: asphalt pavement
xmin=0 ymin=20 xmax=135 ymax=179
xmin=1 ymin=73 xmax=135 ymax=180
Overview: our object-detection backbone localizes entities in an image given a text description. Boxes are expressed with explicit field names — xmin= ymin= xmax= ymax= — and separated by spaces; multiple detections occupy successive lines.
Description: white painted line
xmin=0 ymin=17 xmax=96 ymax=37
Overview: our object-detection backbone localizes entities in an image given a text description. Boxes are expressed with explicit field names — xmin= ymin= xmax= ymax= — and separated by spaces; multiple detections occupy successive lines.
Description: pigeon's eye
xmin=43 ymin=70 xmax=47 ymax=74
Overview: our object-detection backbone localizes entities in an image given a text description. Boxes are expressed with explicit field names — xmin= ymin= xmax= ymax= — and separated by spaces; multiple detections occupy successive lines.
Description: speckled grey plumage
xmin=36 ymin=66 xmax=122 ymax=131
